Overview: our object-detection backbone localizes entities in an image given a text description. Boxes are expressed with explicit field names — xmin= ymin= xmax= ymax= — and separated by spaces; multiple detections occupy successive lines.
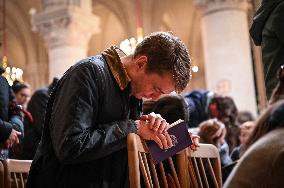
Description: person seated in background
xmin=198 ymin=119 xmax=232 ymax=167
xmin=224 ymin=100 xmax=284 ymax=188
xmin=146 ymin=91 xmax=240 ymax=153
xmin=238 ymin=64 xmax=283 ymax=153
xmin=242 ymin=64 xmax=284 ymax=153
xmin=0 ymin=66 xmax=23 ymax=159
xmin=230 ymin=121 xmax=255 ymax=161
xmin=22 ymin=77 xmax=59 ymax=160
xmin=208 ymin=96 xmax=240 ymax=153
xmin=237 ymin=111 xmax=255 ymax=125
xmin=183 ymin=90 xmax=215 ymax=128
xmin=10 ymin=80 xmax=33 ymax=159
xmin=183 ymin=91 xmax=239 ymax=152
xmin=12 ymin=80 xmax=31 ymax=108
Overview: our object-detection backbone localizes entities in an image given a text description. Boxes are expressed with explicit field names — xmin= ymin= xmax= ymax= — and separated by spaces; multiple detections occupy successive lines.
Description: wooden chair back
xmin=127 ymin=133 xmax=187 ymax=188
xmin=3 ymin=159 xmax=32 ymax=188
xmin=184 ymin=144 xmax=222 ymax=188
xmin=0 ymin=160 xmax=4 ymax=188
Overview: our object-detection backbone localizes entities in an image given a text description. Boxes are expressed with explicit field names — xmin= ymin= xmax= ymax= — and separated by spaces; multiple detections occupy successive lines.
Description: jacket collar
xmin=102 ymin=46 xmax=131 ymax=90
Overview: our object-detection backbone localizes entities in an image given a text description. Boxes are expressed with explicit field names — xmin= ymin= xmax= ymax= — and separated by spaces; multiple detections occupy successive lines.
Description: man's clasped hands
xmin=135 ymin=112 xmax=199 ymax=151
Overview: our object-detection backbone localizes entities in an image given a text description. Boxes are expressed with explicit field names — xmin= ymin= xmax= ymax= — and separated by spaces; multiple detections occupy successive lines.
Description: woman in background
xmin=224 ymin=100 xmax=284 ymax=188
xmin=10 ymin=80 xmax=32 ymax=158
xmin=12 ymin=80 xmax=31 ymax=107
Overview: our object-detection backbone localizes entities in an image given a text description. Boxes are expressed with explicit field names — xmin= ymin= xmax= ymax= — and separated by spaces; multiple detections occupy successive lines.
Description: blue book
xmin=146 ymin=120 xmax=192 ymax=164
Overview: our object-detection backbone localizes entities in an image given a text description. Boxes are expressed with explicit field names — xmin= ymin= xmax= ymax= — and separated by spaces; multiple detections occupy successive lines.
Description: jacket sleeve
xmin=10 ymin=116 xmax=24 ymax=138
xmin=0 ymin=119 xmax=13 ymax=143
xmin=50 ymin=63 xmax=137 ymax=164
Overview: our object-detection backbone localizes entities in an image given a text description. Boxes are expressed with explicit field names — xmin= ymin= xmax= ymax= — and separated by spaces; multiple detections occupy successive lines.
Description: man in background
xmin=250 ymin=0 xmax=284 ymax=99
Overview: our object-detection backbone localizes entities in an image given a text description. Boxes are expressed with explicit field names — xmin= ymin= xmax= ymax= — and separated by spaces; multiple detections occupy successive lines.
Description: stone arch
xmin=0 ymin=1 xmax=48 ymax=89
xmin=151 ymin=0 xmax=206 ymax=91
xmin=88 ymin=3 xmax=126 ymax=55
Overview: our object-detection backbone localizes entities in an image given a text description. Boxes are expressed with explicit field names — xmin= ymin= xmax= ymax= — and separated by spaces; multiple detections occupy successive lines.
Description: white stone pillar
xmin=195 ymin=0 xmax=257 ymax=115
xmin=32 ymin=0 xmax=100 ymax=81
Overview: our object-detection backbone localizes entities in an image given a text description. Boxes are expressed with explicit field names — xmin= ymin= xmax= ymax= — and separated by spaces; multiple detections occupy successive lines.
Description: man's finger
xmin=153 ymin=135 xmax=163 ymax=149
xmin=155 ymin=114 xmax=162 ymax=118
xmin=165 ymin=123 xmax=171 ymax=131
xmin=158 ymin=120 xmax=167 ymax=133
xmin=153 ymin=118 xmax=163 ymax=131
xmin=139 ymin=115 xmax=148 ymax=121
xmin=164 ymin=132 xmax=173 ymax=148
xmin=157 ymin=133 xmax=168 ymax=149
xmin=148 ymin=116 xmax=156 ymax=129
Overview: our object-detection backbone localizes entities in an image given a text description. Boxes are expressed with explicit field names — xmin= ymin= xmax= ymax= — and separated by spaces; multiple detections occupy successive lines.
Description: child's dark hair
xmin=208 ymin=96 xmax=239 ymax=152
xmin=12 ymin=80 xmax=29 ymax=94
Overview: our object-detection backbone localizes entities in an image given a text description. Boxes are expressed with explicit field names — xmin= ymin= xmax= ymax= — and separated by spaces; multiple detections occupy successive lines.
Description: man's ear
xmin=135 ymin=55 xmax=148 ymax=69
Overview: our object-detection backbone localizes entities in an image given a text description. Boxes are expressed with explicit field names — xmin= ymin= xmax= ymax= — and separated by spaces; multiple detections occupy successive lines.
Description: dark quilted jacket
xmin=27 ymin=48 xmax=142 ymax=188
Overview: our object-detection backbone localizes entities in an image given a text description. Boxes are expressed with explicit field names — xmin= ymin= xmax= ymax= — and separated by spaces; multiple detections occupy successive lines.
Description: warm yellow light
xmin=6 ymin=67 xmax=10 ymax=73
xmin=119 ymin=28 xmax=144 ymax=55
xmin=2 ymin=56 xmax=24 ymax=86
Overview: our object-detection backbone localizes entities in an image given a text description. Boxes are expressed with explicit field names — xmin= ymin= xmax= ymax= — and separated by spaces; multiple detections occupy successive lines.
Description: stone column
xmin=32 ymin=0 xmax=100 ymax=81
xmin=194 ymin=0 xmax=257 ymax=115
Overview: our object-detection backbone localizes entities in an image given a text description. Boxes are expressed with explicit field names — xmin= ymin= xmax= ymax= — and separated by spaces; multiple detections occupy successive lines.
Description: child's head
xmin=208 ymin=96 xmax=238 ymax=127
xmin=198 ymin=118 xmax=226 ymax=148
xmin=239 ymin=121 xmax=255 ymax=145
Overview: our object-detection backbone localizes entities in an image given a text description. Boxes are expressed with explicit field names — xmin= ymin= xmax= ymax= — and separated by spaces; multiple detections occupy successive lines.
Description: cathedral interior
xmin=2 ymin=2 xmax=284 ymax=187
xmin=0 ymin=0 xmax=264 ymax=114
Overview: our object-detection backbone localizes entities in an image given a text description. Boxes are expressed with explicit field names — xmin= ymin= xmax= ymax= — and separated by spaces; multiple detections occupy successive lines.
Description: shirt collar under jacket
xmin=102 ymin=46 xmax=131 ymax=91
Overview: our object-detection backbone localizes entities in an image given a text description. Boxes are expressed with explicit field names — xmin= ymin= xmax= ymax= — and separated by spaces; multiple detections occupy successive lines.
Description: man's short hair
xmin=134 ymin=32 xmax=192 ymax=93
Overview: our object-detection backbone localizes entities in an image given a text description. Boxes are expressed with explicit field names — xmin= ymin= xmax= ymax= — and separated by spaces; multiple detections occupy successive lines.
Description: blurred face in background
xmin=239 ymin=121 xmax=255 ymax=145
xmin=15 ymin=88 xmax=31 ymax=106
xmin=212 ymin=125 xmax=226 ymax=148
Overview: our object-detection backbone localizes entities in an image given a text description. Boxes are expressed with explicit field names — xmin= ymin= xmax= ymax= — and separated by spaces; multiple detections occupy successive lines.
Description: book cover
xmin=146 ymin=120 xmax=192 ymax=164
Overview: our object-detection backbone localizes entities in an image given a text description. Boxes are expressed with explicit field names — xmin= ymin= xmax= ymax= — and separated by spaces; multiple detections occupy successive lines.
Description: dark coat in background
xmin=26 ymin=46 xmax=142 ymax=188
xmin=22 ymin=78 xmax=59 ymax=160
xmin=250 ymin=0 xmax=284 ymax=99
xmin=184 ymin=90 xmax=213 ymax=128
xmin=0 ymin=70 xmax=14 ymax=143
xmin=0 ymin=67 xmax=24 ymax=159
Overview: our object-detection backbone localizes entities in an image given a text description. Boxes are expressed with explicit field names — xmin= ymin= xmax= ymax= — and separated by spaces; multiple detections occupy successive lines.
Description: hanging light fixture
xmin=120 ymin=0 xmax=144 ymax=55
xmin=1 ymin=0 xmax=23 ymax=85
